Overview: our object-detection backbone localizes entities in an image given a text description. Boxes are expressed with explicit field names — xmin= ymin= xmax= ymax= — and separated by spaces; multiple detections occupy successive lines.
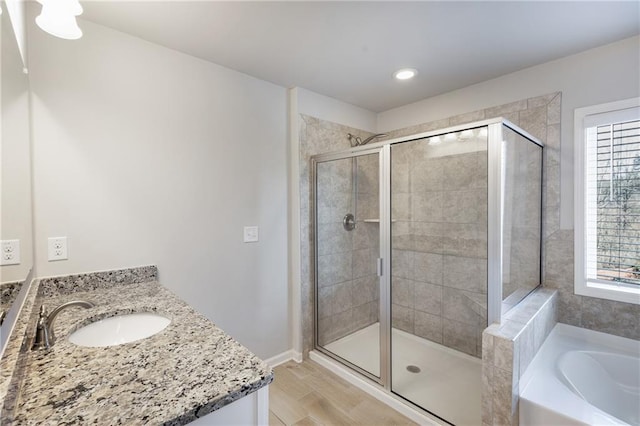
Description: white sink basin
xmin=68 ymin=312 xmax=171 ymax=347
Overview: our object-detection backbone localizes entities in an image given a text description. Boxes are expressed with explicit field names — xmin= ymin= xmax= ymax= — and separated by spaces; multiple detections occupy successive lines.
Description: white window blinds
xmin=585 ymin=119 xmax=640 ymax=286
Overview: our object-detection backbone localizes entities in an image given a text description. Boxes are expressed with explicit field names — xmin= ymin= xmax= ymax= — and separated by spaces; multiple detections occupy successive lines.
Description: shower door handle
xmin=377 ymin=258 xmax=383 ymax=277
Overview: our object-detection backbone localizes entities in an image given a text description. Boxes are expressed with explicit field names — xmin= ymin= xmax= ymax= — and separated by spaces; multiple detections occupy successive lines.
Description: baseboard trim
xmin=309 ymin=350 xmax=440 ymax=425
xmin=264 ymin=349 xmax=302 ymax=368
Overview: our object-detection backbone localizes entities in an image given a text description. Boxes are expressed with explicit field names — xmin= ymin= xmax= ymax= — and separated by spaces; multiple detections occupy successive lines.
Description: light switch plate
xmin=243 ymin=226 xmax=259 ymax=243
xmin=1 ymin=240 xmax=20 ymax=266
xmin=48 ymin=237 xmax=68 ymax=261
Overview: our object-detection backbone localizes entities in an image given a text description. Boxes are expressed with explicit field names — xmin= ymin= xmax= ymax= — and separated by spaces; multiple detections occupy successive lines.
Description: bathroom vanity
xmin=0 ymin=266 xmax=272 ymax=425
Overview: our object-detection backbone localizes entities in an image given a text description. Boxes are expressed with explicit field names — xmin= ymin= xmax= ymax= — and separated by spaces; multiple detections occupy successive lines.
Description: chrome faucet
xmin=32 ymin=300 xmax=95 ymax=350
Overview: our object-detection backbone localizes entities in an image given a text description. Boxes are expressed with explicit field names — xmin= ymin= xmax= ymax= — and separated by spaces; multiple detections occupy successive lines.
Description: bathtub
xmin=520 ymin=323 xmax=640 ymax=426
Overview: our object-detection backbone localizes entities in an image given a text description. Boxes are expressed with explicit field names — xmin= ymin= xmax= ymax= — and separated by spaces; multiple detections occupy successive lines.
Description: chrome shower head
xmin=347 ymin=133 xmax=362 ymax=147
xmin=347 ymin=133 xmax=387 ymax=147
xmin=359 ymin=133 xmax=387 ymax=146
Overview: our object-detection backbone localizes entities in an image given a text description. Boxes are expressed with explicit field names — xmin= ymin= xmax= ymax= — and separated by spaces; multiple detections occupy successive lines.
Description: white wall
xmin=28 ymin=19 xmax=289 ymax=359
xmin=4 ymin=0 xmax=28 ymax=69
xmin=297 ymin=87 xmax=377 ymax=133
xmin=1 ymin=13 xmax=32 ymax=283
xmin=377 ymin=36 xmax=640 ymax=229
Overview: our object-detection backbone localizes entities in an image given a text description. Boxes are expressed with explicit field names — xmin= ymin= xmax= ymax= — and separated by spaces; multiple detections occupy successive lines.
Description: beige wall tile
xmin=352 ymin=276 xmax=378 ymax=305
xmin=352 ymin=301 xmax=379 ymax=330
xmin=414 ymin=281 xmax=442 ymax=315
xmin=392 ymin=249 xmax=413 ymax=279
xmin=352 ymin=222 xmax=377 ymax=250
xmin=492 ymin=367 xmax=514 ymax=425
xmin=582 ymin=297 xmax=640 ymax=340
xmin=493 ymin=337 xmax=515 ymax=373
xmin=317 ymin=309 xmax=353 ymax=345
xmin=527 ymin=93 xmax=559 ymax=109
xmin=547 ymin=94 xmax=561 ymax=125
xmin=484 ymin=100 xmax=529 ymax=117
xmin=410 ymin=157 xmax=444 ymax=193
xmin=442 ymin=287 xmax=486 ymax=326
xmin=352 ymin=248 xmax=376 ymax=279
xmin=443 ymin=152 xmax=480 ymax=191
xmin=413 ymin=252 xmax=443 ymax=284
xmin=317 ymin=252 xmax=352 ymax=287
xmin=517 ymin=324 xmax=535 ymax=379
xmin=391 ymin=277 xmax=415 ymax=308
xmin=414 ymin=310 xmax=443 ymax=343
xmin=392 ymin=303 xmax=414 ymax=333
xmin=442 ymin=190 xmax=481 ymax=223
xmin=449 ymin=109 xmax=486 ymax=126
xmin=317 ymin=222 xmax=352 ymax=256
xmin=519 ymin=106 xmax=547 ymax=141
xmin=443 ymin=319 xmax=480 ymax=356
xmin=443 ymin=255 xmax=488 ymax=294
xmin=412 ymin=192 xmax=444 ymax=222
xmin=318 ymin=282 xmax=353 ymax=319
xmin=392 ymin=193 xmax=411 ymax=221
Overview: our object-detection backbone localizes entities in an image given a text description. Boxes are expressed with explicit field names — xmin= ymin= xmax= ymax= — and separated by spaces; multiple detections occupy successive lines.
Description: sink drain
xmin=406 ymin=365 xmax=421 ymax=373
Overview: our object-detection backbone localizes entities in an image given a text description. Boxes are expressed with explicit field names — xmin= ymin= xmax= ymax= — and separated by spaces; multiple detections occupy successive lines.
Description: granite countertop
xmin=1 ymin=267 xmax=273 ymax=425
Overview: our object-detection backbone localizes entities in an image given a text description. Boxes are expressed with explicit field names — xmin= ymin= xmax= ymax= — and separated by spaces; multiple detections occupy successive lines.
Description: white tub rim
xmin=520 ymin=323 xmax=640 ymax=426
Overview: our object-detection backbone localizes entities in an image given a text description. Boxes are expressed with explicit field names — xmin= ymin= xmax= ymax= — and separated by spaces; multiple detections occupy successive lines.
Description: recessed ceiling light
xmin=393 ymin=68 xmax=418 ymax=81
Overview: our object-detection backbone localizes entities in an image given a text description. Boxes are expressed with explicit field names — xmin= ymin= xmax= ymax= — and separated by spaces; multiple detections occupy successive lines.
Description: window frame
xmin=574 ymin=97 xmax=640 ymax=305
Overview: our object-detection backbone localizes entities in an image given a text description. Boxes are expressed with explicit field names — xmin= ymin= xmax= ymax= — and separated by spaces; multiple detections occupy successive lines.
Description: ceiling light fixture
xmin=393 ymin=68 xmax=418 ymax=81
xmin=36 ymin=0 xmax=83 ymax=40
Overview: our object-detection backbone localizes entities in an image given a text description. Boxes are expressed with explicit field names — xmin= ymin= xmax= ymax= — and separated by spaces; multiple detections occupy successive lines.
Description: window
xmin=575 ymin=98 xmax=640 ymax=305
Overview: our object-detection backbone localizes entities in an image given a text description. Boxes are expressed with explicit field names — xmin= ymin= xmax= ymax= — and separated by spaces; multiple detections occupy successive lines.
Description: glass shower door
xmin=390 ymin=128 xmax=487 ymax=425
xmin=315 ymin=151 xmax=382 ymax=379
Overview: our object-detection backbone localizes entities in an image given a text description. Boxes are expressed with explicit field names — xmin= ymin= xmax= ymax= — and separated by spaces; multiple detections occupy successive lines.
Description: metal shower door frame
xmin=311 ymin=146 xmax=389 ymax=386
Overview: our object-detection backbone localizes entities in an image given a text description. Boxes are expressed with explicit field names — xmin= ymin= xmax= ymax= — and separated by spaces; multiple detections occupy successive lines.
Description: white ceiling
xmin=80 ymin=1 xmax=640 ymax=112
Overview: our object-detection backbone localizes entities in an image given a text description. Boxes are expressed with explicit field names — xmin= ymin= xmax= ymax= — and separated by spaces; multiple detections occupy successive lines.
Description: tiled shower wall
xmin=389 ymin=137 xmax=488 ymax=357
xmin=316 ymin=154 xmax=380 ymax=345
xmin=299 ymin=115 xmax=375 ymax=353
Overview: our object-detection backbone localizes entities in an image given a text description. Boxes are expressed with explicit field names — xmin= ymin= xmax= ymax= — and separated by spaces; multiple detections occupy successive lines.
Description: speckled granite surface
xmin=1 ymin=281 xmax=24 ymax=312
xmin=1 ymin=267 xmax=273 ymax=425
xmin=0 ymin=278 xmax=38 ymax=401
xmin=38 ymin=265 xmax=158 ymax=297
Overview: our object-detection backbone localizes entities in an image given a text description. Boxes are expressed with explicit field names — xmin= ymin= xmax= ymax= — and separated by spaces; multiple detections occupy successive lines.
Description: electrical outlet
xmin=0 ymin=240 xmax=20 ymax=266
xmin=243 ymin=226 xmax=259 ymax=243
xmin=48 ymin=237 xmax=68 ymax=261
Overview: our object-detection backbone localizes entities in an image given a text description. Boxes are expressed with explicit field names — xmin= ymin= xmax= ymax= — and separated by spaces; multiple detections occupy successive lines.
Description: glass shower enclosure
xmin=312 ymin=118 xmax=543 ymax=425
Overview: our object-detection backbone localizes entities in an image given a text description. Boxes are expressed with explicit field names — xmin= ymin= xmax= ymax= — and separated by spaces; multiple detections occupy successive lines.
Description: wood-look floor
xmin=269 ymin=360 xmax=418 ymax=426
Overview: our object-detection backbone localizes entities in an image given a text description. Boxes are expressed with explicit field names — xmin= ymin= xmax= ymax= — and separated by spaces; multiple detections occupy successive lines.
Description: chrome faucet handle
xmin=32 ymin=300 xmax=95 ymax=350
xmin=32 ymin=305 xmax=52 ymax=350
